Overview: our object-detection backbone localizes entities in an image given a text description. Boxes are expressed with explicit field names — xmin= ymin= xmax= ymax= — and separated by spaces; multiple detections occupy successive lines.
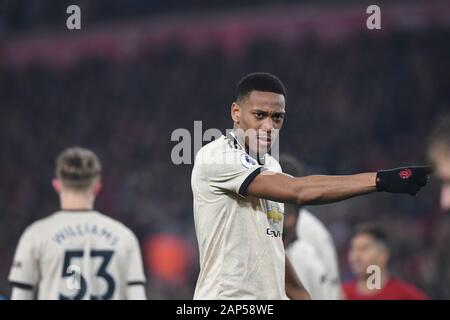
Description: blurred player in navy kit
xmin=343 ymin=224 xmax=427 ymax=300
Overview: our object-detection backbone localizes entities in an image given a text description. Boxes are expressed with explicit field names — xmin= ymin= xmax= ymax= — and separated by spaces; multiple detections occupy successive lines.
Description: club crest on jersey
xmin=240 ymin=154 xmax=257 ymax=169
xmin=266 ymin=203 xmax=283 ymax=224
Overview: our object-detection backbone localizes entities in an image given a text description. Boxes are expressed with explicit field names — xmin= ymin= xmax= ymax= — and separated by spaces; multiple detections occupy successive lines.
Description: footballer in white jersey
xmin=191 ymin=72 xmax=429 ymax=300
xmin=192 ymin=132 xmax=289 ymax=299
xmin=284 ymin=206 xmax=342 ymax=300
xmin=8 ymin=147 xmax=146 ymax=300
xmin=285 ymin=239 xmax=328 ymax=300
xmin=297 ymin=209 xmax=342 ymax=299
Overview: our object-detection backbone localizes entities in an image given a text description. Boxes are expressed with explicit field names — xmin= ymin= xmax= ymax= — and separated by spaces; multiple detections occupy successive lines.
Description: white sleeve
xmin=8 ymin=226 xmax=40 ymax=291
xmin=10 ymin=287 xmax=35 ymax=300
xmin=125 ymin=233 xmax=147 ymax=299
xmin=126 ymin=285 xmax=147 ymax=300
xmin=207 ymin=148 xmax=263 ymax=196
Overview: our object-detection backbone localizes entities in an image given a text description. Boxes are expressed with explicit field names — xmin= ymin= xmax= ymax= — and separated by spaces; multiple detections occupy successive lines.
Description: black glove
xmin=376 ymin=166 xmax=432 ymax=196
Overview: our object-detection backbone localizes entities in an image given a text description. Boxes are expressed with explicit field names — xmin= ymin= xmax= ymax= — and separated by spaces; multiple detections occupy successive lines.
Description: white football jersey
xmin=296 ymin=209 xmax=342 ymax=299
xmin=8 ymin=210 xmax=146 ymax=300
xmin=286 ymin=240 xmax=328 ymax=300
xmin=192 ymin=132 xmax=287 ymax=300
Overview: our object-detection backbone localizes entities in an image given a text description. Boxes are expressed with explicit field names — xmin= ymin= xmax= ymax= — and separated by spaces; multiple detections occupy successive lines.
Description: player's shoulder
xmin=92 ymin=211 xmax=138 ymax=240
xmin=388 ymin=277 xmax=412 ymax=289
xmin=298 ymin=209 xmax=333 ymax=240
xmin=342 ymin=279 xmax=357 ymax=295
xmin=195 ymin=134 xmax=241 ymax=161
xmin=388 ymin=278 xmax=428 ymax=299
xmin=299 ymin=209 xmax=323 ymax=229
xmin=194 ymin=134 xmax=254 ymax=174
xmin=341 ymin=280 xmax=358 ymax=300
xmin=264 ymin=154 xmax=282 ymax=172
xmin=20 ymin=212 xmax=61 ymax=237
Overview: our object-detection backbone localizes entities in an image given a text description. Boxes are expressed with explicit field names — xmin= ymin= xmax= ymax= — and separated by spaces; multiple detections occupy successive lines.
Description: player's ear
xmin=231 ymin=102 xmax=240 ymax=124
xmin=52 ymin=178 xmax=61 ymax=193
xmin=92 ymin=179 xmax=102 ymax=196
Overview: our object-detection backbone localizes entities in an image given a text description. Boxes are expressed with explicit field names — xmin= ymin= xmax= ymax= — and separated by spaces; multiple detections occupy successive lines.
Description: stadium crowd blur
xmin=1 ymin=0 xmax=338 ymax=34
xmin=1 ymin=1 xmax=450 ymax=299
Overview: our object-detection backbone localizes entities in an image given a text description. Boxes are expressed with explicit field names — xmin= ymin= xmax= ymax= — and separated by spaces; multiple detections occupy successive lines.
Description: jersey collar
xmin=227 ymin=130 xmax=267 ymax=165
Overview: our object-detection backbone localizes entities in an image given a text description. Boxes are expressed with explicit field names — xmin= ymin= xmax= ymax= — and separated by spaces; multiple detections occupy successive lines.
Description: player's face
xmin=430 ymin=150 xmax=450 ymax=212
xmin=232 ymin=91 xmax=285 ymax=155
xmin=348 ymin=234 xmax=388 ymax=279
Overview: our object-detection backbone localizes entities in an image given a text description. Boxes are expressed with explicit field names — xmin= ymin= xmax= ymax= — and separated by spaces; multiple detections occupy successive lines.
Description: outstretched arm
xmin=247 ymin=171 xmax=376 ymax=205
xmin=246 ymin=166 xmax=431 ymax=205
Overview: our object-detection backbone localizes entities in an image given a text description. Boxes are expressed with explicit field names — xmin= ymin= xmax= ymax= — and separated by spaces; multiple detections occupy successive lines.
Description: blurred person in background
xmin=8 ymin=147 xmax=146 ymax=300
xmin=296 ymin=210 xmax=343 ymax=299
xmin=343 ymin=224 xmax=427 ymax=300
xmin=428 ymin=115 xmax=450 ymax=213
xmin=281 ymin=155 xmax=342 ymax=300
xmin=283 ymin=204 xmax=336 ymax=300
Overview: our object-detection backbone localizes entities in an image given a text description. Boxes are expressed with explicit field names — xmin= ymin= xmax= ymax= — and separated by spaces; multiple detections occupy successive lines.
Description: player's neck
xmin=231 ymin=127 xmax=268 ymax=164
xmin=59 ymin=191 xmax=94 ymax=211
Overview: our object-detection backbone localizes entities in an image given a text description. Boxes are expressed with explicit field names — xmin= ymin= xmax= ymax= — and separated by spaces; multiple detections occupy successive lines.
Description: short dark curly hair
xmin=235 ymin=72 xmax=287 ymax=102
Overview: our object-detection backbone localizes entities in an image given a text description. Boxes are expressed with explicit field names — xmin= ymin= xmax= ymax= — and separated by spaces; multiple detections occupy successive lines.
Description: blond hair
xmin=56 ymin=147 xmax=101 ymax=190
